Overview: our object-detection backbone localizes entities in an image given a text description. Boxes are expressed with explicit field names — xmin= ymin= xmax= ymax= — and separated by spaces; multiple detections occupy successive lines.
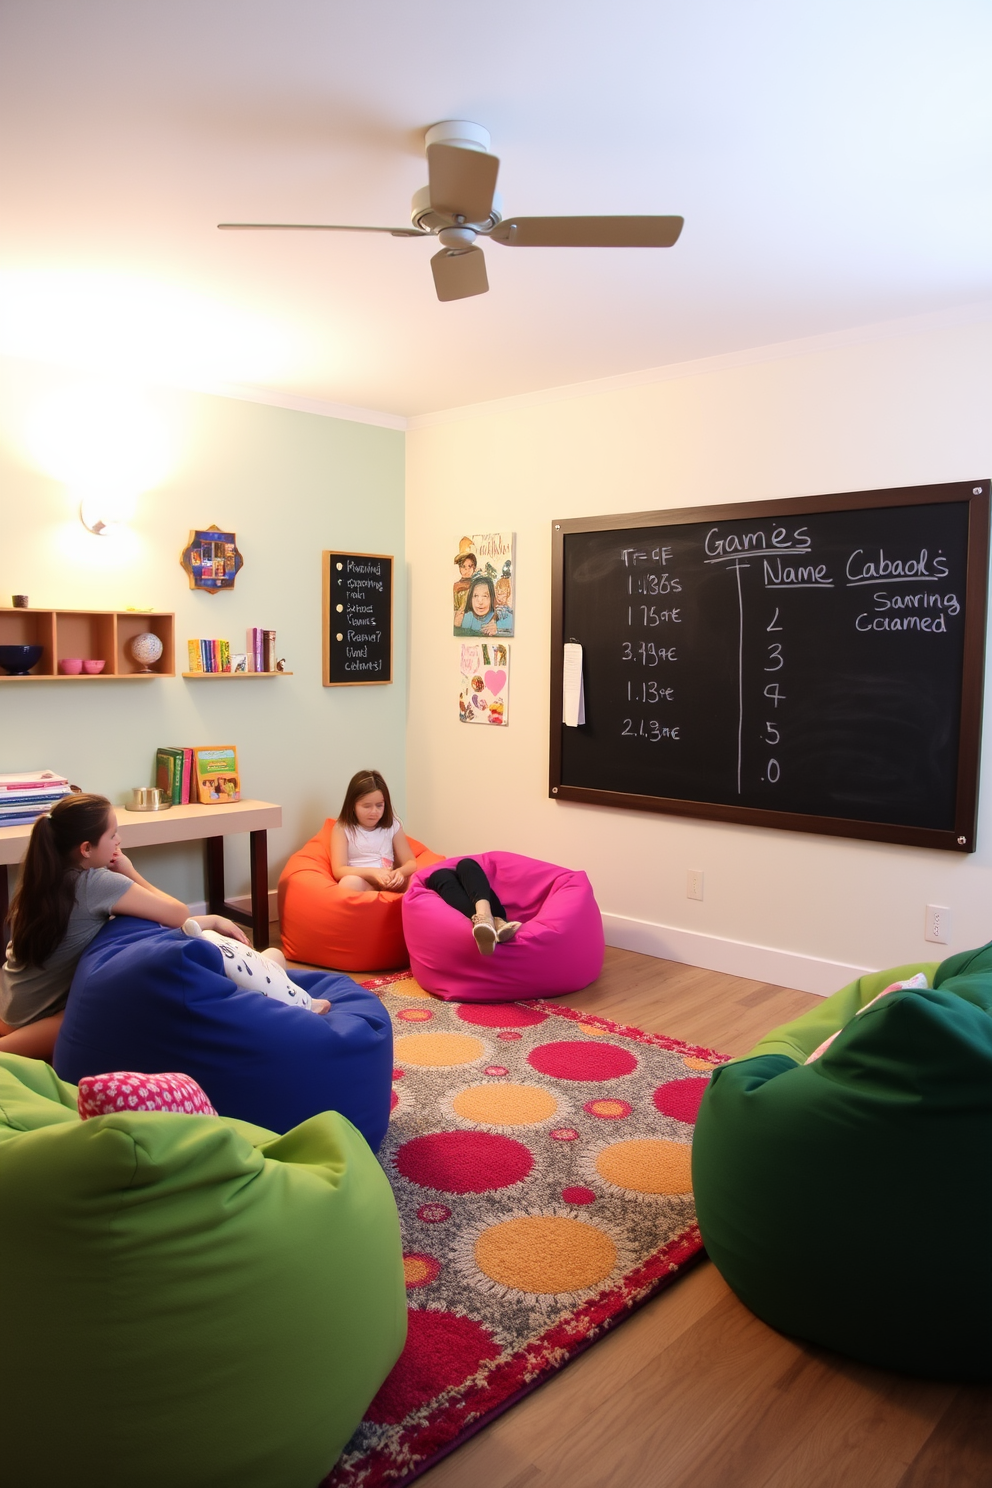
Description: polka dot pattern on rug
xmin=394 ymin=1032 xmax=487 ymax=1067
xmin=653 ymin=1077 xmax=710 ymax=1124
xmin=395 ymin=1130 xmax=534 ymax=1193
xmin=403 ymin=1253 xmax=442 ymax=1289
xmin=527 ymin=1040 xmax=638 ymax=1083
xmin=584 ymin=1097 xmax=633 ymax=1120
xmin=451 ymin=1082 xmax=559 ymax=1128
xmin=474 ymin=1215 xmax=616 ymax=1294
xmin=337 ymin=970 xmax=727 ymax=1488
xmin=594 ymin=1138 xmax=693 ymax=1195
xmin=457 ymin=1003 xmax=548 ymax=1028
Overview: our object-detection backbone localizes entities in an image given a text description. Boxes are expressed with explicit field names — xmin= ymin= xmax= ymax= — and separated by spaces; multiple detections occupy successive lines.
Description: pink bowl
xmin=59 ymin=658 xmax=83 ymax=675
xmin=82 ymin=659 xmax=105 ymax=674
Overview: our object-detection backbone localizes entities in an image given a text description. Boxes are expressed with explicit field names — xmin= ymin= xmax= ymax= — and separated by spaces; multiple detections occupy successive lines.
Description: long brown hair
xmin=8 ymin=793 xmax=111 ymax=967
xmin=338 ymin=769 xmax=394 ymax=830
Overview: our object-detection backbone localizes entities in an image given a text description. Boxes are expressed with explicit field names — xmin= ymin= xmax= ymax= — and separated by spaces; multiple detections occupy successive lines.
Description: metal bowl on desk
xmin=128 ymin=788 xmax=172 ymax=812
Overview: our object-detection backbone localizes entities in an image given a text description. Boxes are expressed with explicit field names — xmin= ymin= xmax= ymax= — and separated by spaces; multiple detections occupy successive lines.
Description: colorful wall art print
xmin=180 ymin=526 xmax=244 ymax=593
xmin=459 ymin=641 xmax=509 ymax=726
xmin=452 ymin=532 xmax=514 ymax=637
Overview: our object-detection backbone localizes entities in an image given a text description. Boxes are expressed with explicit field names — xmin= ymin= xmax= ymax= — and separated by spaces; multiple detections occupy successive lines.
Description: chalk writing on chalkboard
xmin=322 ymin=551 xmax=393 ymax=686
xmin=550 ymin=481 xmax=989 ymax=852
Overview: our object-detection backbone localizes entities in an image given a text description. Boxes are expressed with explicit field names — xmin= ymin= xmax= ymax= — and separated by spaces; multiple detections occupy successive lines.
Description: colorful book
xmin=186 ymin=640 xmax=203 ymax=672
xmin=0 ymin=771 xmax=70 ymax=793
xmin=200 ymin=639 xmax=211 ymax=673
xmin=219 ymin=639 xmax=230 ymax=673
xmin=193 ymin=746 xmax=240 ymax=804
xmin=263 ymin=630 xmax=276 ymax=672
xmin=155 ymin=747 xmax=185 ymax=802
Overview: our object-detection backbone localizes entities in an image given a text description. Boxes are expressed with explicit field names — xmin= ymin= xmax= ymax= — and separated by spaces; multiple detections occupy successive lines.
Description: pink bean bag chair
xmin=401 ymin=850 xmax=604 ymax=1002
xmin=278 ymin=818 xmax=444 ymax=973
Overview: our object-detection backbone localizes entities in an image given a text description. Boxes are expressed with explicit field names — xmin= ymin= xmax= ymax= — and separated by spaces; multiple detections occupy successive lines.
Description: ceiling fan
xmin=218 ymin=120 xmax=684 ymax=303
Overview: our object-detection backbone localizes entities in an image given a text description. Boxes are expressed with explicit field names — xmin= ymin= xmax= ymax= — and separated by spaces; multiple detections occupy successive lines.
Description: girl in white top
xmin=330 ymin=769 xmax=416 ymax=894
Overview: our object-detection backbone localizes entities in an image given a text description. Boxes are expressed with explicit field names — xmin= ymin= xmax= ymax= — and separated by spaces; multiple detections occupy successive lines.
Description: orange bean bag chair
xmin=278 ymin=818 xmax=444 ymax=972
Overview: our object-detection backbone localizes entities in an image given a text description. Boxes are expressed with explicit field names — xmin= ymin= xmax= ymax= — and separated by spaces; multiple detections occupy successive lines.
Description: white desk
xmin=0 ymin=798 xmax=282 ymax=947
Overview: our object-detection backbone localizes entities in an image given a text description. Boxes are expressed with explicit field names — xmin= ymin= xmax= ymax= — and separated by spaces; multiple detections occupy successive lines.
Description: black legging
xmin=425 ymin=858 xmax=507 ymax=921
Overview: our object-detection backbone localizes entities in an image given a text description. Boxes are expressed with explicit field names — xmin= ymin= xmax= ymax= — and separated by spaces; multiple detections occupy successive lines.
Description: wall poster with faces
xmin=452 ymin=532 xmax=514 ymax=637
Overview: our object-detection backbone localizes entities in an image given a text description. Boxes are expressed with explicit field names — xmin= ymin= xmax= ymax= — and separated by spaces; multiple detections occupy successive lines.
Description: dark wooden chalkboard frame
xmin=322 ymin=551 xmax=393 ymax=687
xmin=550 ymin=480 xmax=990 ymax=852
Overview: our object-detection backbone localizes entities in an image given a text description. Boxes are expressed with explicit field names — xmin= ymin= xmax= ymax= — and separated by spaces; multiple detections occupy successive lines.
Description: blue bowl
xmin=0 ymin=644 xmax=44 ymax=675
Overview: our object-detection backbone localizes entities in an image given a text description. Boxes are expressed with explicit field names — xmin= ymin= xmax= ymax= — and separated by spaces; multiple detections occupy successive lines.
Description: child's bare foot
xmin=311 ymin=998 xmax=331 ymax=1015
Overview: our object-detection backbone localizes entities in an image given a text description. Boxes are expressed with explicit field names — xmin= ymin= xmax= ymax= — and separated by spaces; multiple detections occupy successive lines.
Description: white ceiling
xmin=1 ymin=0 xmax=989 ymax=419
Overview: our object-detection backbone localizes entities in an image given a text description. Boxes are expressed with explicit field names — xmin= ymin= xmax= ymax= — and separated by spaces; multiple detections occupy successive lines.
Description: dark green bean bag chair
xmin=692 ymin=943 xmax=992 ymax=1380
xmin=0 ymin=1054 xmax=406 ymax=1487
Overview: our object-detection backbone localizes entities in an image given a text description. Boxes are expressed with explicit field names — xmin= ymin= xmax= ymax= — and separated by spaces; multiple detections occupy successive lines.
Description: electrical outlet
xmin=687 ymin=869 xmax=704 ymax=901
xmin=924 ymin=904 xmax=951 ymax=944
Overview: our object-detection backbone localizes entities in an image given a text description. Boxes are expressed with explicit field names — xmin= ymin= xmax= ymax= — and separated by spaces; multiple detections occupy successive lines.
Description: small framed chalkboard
xmin=322 ymin=551 xmax=393 ymax=686
xmin=550 ymin=480 xmax=989 ymax=851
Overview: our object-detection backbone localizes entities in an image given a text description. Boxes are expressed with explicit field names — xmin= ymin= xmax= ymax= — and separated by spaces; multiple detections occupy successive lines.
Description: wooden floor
xmin=285 ymin=938 xmax=992 ymax=1488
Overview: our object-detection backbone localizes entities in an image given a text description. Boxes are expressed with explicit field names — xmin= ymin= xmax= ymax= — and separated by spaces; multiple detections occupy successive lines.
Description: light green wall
xmin=0 ymin=358 xmax=405 ymax=906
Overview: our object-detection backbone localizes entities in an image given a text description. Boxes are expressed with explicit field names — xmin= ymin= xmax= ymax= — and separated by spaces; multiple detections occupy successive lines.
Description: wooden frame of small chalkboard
xmin=550 ymin=479 xmax=989 ymax=851
xmin=322 ymin=551 xmax=393 ymax=686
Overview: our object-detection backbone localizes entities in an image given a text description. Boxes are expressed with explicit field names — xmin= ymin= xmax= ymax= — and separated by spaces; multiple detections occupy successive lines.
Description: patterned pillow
xmin=804 ymin=972 xmax=930 ymax=1064
xmin=77 ymin=1070 xmax=217 ymax=1119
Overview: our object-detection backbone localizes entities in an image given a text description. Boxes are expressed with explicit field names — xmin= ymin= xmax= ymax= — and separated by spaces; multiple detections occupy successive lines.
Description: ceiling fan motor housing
xmin=412 ymin=120 xmax=502 ymax=235
xmin=411 ymin=183 xmax=503 ymax=236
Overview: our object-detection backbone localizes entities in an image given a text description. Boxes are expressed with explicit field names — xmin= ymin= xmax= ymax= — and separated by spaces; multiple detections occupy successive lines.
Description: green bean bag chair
xmin=0 ymin=1053 xmax=406 ymax=1487
xmin=692 ymin=944 xmax=992 ymax=1380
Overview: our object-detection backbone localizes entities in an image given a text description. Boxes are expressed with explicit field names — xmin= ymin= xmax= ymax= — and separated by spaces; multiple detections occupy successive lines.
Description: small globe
xmin=129 ymin=632 xmax=164 ymax=671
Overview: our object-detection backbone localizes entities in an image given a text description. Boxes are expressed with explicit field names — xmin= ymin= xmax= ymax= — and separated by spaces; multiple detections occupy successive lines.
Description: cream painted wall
xmin=0 ymin=357 xmax=405 ymax=906
xmin=405 ymin=321 xmax=992 ymax=993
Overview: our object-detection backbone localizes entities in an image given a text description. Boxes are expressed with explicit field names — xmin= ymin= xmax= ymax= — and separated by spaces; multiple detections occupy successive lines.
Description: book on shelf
xmin=264 ymin=630 xmax=276 ymax=672
xmin=187 ymin=640 xmax=231 ymax=674
xmin=193 ymin=745 xmax=240 ymax=804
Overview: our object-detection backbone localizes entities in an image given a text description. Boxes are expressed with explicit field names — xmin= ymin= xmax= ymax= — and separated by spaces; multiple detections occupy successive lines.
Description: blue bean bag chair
xmin=54 ymin=917 xmax=393 ymax=1145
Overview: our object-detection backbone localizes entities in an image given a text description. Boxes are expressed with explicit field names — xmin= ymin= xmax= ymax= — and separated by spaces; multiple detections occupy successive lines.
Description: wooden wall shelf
xmin=0 ymin=609 xmax=175 ymax=679
xmin=182 ymin=671 xmax=293 ymax=679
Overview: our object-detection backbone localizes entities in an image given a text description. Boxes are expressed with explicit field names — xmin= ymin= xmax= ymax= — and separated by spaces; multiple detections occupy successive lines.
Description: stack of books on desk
xmin=0 ymin=770 xmax=74 ymax=828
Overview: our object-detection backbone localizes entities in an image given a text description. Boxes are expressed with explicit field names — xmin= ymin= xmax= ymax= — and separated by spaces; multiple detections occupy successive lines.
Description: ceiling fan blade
xmin=490 ymin=215 xmax=684 ymax=248
xmin=427 ymin=143 xmax=500 ymax=223
xmin=430 ymin=244 xmax=489 ymax=302
xmin=217 ymin=222 xmax=426 ymax=237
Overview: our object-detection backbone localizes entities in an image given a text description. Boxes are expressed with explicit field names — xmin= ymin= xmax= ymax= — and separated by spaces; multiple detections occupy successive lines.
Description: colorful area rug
xmin=324 ymin=973 xmax=729 ymax=1488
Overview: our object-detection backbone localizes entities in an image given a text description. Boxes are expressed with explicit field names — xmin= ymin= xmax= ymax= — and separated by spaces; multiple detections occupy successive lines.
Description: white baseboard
xmin=602 ymin=912 xmax=873 ymax=997
xmin=186 ymin=889 xmax=280 ymax=923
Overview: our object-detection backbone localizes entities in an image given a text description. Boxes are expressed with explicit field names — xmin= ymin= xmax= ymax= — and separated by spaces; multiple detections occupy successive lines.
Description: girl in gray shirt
xmin=0 ymin=793 xmax=250 ymax=1062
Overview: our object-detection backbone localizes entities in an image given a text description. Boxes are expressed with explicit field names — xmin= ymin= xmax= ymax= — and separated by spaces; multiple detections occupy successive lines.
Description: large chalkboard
xmin=550 ymin=480 xmax=989 ymax=851
xmin=322 ymin=551 xmax=393 ymax=686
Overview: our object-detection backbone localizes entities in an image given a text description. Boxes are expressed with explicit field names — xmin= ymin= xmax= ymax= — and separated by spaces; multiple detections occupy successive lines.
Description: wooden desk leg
xmin=249 ymin=830 xmax=269 ymax=949
xmin=205 ymin=837 xmax=226 ymax=915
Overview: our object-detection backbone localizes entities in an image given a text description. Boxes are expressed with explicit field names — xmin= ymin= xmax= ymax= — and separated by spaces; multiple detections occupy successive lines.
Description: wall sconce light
xmin=79 ymin=495 xmax=130 ymax=537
